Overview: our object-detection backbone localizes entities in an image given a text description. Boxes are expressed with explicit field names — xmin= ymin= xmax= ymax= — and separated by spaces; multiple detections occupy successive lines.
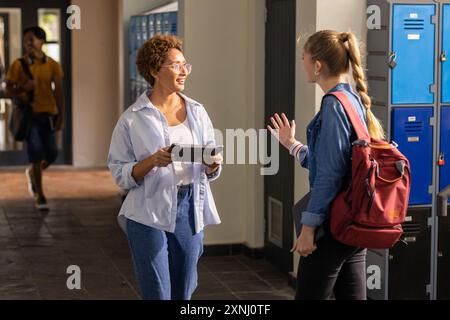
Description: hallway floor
xmin=0 ymin=168 xmax=295 ymax=300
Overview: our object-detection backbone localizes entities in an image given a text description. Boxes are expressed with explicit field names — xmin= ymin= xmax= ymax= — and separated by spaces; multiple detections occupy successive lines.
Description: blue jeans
xmin=26 ymin=113 xmax=58 ymax=164
xmin=126 ymin=184 xmax=204 ymax=300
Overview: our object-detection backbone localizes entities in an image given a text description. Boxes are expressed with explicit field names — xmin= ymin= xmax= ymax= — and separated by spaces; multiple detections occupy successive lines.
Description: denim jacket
xmin=297 ymin=83 xmax=368 ymax=227
xmin=108 ymin=91 xmax=222 ymax=234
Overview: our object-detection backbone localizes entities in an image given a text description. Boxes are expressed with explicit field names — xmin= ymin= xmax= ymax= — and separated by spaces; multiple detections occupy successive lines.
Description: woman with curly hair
xmin=108 ymin=35 xmax=222 ymax=300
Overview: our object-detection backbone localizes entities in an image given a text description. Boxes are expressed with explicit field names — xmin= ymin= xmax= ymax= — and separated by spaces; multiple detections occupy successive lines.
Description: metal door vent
xmin=268 ymin=197 xmax=283 ymax=248
xmin=404 ymin=19 xmax=424 ymax=30
xmin=404 ymin=121 xmax=424 ymax=133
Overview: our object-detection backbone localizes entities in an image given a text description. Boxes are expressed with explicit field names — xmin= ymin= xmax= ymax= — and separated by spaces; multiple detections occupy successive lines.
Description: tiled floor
xmin=0 ymin=168 xmax=295 ymax=300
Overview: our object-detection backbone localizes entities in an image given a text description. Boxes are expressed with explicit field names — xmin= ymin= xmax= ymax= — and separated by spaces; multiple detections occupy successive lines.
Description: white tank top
xmin=168 ymin=118 xmax=195 ymax=186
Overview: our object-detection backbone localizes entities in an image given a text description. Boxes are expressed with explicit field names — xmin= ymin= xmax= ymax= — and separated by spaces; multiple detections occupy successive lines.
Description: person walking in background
xmin=108 ymin=35 xmax=222 ymax=300
xmin=5 ymin=26 xmax=64 ymax=210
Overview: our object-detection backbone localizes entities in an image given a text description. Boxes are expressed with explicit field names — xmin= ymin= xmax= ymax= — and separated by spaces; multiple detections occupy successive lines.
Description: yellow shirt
xmin=6 ymin=55 xmax=63 ymax=115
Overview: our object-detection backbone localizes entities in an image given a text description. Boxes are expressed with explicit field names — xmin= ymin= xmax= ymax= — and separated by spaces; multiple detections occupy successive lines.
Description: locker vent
xmin=404 ymin=19 xmax=424 ymax=30
xmin=268 ymin=197 xmax=283 ymax=248
xmin=402 ymin=222 xmax=422 ymax=236
xmin=404 ymin=121 xmax=424 ymax=133
xmin=401 ymin=221 xmax=422 ymax=245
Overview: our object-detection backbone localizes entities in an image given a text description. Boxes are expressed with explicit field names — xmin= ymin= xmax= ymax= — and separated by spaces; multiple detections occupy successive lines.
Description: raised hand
xmin=267 ymin=113 xmax=298 ymax=151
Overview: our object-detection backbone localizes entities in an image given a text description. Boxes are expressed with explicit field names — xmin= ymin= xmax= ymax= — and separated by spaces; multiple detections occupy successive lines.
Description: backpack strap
xmin=327 ymin=91 xmax=370 ymax=141
xmin=19 ymin=58 xmax=34 ymax=80
xmin=18 ymin=58 xmax=35 ymax=102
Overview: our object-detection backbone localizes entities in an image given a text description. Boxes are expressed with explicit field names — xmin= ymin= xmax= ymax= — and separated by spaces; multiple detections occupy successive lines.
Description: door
xmin=0 ymin=0 xmax=72 ymax=166
xmin=264 ymin=0 xmax=296 ymax=273
xmin=391 ymin=4 xmax=436 ymax=105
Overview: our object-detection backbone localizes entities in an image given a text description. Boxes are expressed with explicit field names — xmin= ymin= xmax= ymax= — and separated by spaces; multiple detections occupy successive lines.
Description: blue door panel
xmin=440 ymin=107 xmax=450 ymax=192
xmin=392 ymin=4 xmax=436 ymax=105
xmin=442 ymin=5 xmax=450 ymax=103
xmin=392 ymin=108 xmax=434 ymax=205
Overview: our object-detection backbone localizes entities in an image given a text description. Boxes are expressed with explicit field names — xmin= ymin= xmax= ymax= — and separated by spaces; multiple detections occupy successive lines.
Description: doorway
xmin=0 ymin=0 xmax=72 ymax=166
xmin=264 ymin=0 xmax=296 ymax=273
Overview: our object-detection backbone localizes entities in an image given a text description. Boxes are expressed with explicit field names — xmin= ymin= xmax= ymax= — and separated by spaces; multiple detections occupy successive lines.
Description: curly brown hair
xmin=136 ymin=35 xmax=183 ymax=86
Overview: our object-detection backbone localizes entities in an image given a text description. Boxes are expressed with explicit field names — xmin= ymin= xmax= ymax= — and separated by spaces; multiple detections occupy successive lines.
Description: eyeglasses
xmin=161 ymin=63 xmax=192 ymax=75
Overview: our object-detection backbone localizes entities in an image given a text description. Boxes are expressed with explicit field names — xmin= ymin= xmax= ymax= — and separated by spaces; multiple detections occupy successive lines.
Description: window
xmin=38 ymin=8 xmax=60 ymax=62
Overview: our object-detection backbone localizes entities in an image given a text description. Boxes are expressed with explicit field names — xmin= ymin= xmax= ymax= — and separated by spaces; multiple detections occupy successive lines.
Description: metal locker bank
xmin=367 ymin=0 xmax=450 ymax=300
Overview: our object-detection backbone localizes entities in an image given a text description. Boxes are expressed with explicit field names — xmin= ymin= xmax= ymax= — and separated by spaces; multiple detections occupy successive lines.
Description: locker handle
xmin=388 ymin=52 xmax=397 ymax=69
xmin=441 ymin=51 xmax=447 ymax=62
xmin=437 ymin=184 xmax=450 ymax=217
xmin=438 ymin=153 xmax=445 ymax=166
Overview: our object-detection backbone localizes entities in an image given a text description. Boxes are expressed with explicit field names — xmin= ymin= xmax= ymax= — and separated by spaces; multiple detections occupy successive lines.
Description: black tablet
xmin=170 ymin=144 xmax=223 ymax=163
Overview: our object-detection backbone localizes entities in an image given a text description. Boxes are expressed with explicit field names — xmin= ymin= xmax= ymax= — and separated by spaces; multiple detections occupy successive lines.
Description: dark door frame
xmin=0 ymin=0 xmax=72 ymax=166
xmin=264 ymin=0 xmax=296 ymax=273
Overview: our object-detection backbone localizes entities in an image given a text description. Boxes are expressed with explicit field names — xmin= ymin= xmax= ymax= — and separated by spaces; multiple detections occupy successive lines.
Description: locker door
xmin=389 ymin=208 xmax=432 ymax=299
xmin=169 ymin=12 xmax=177 ymax=35
xmin=141 ymin=15 xmax=148 ymax=42
xmin=130 ymin=16 xmax=140 ymax=102
xmin=392 ymin=108 xmax=433 ymax=205
xmin=162 ymin=13 xmax=170 ymax=34
xmin=442 ymin=5 xmax=450 ymax=104
xmin=437 ymin=213 xmax=450 ymax=299
xmin=155 ymin=13 xmax=162 ymax=35
xmin=148 ymin=14 xmax=155 ymax=39
xmin=392 ymin=4 xmax=436 ymax=105
xmin=440 ymin=107 xmax=450 ymax=191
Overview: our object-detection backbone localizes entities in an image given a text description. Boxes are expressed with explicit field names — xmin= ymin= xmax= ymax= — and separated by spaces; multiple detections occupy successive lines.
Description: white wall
xmin=244 ymin=0 xmax=266 ymax=249
xmin=293 ymin=0 xmax=368 ymax=274
xmin=72 ymin=0 xmax=120 ymax=167
xmin=180 ymin=0 xmax=265 ymax=247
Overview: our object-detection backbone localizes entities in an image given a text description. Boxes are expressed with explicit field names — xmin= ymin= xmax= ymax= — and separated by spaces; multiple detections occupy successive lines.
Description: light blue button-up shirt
xmin=108 ymin=91 xmax=222 ymax=234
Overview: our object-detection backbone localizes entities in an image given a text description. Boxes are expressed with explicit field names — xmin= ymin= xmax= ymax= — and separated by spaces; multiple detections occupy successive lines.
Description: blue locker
xmin=442 ymin=5 xmax=450 ymax=104
xmin=155 ymin=14 xmax=162 ymax=35
xmin=169 ymin=12 xmax=177 ymax=35
xmin=128 ymin=16 xmax=137 ymax=81
xmin=392 ymin=108 xmax=434 ymax=205
xmin=135 ymin=16 xmax=142 ymax=48
xmin=440 ymin=107 xmax=450 ymax=192
xmin=141 ymin=15 xmax=148 ymax=42
xmin=148 ymin=14 xmax=155 ymax=39
xmin=162 ymin=13 xmax=170 ymax=34
xmin=139 ymin=16 xmax=146 ymax=46
xmin=392 ymin=4 xmax=436 ymax=105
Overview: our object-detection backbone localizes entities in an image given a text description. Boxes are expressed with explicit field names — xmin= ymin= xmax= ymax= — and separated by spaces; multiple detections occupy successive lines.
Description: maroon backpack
xmin=328 ymin=91 xmax=411 ymax=249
